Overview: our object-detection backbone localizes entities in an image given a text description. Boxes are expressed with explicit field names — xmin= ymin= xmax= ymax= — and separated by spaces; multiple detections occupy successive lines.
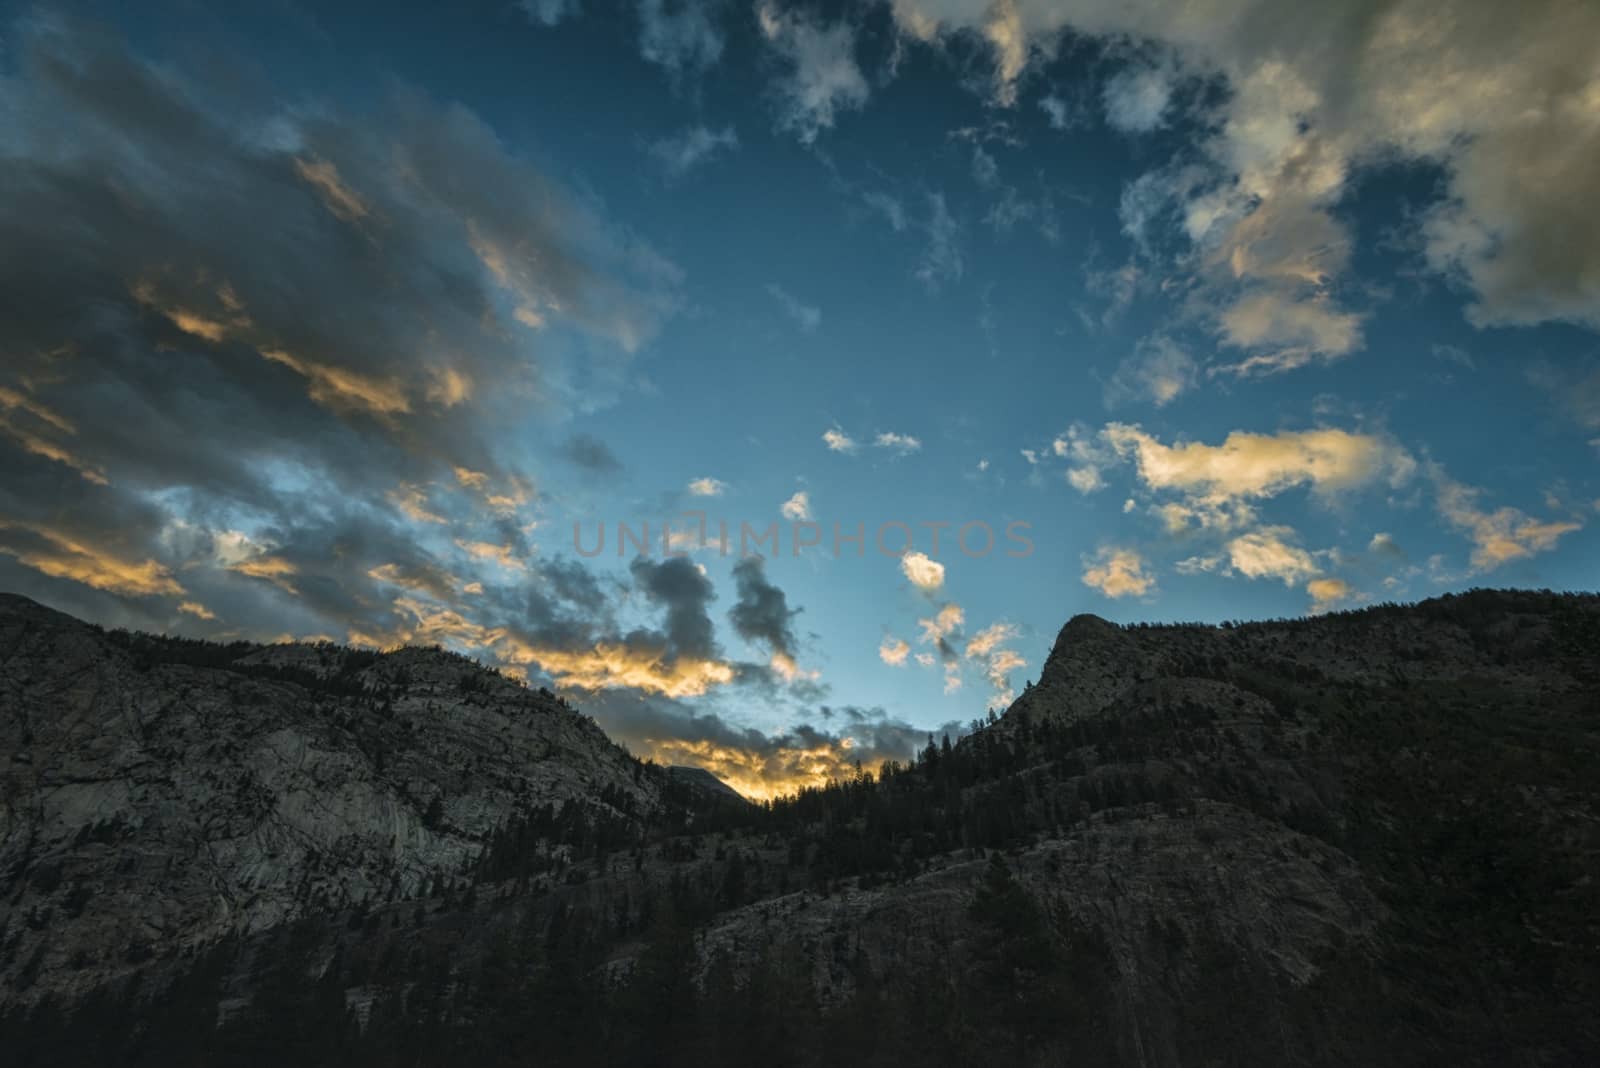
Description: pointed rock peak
xmin=1046 ymin=612 xmax=1127 ymax=664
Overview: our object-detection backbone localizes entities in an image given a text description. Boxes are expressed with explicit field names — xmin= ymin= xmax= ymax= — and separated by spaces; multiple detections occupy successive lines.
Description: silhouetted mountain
xmin=2 ymin=588 xmax=1598 ymax=1066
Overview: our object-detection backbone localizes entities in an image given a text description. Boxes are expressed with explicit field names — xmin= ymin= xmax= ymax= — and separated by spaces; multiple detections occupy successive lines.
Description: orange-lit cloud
xmin=427 ymin=366 xmax=473 ymax=407
xmin=1224 ymin=527 xmax=1320 ymax=586
xmin=1306 ymin=577 xmax=1352 ymax=615
xmin=501 ymin=640 xmax=735 ymax=698
xmin=293 ymin=157 xmax=371 ymax=223
xmin=769 ymin=650 xmax=819 ymax=683
xmin=1104 ymin=423 xmax=1415 ymax=505
xmin=230 ymin=554 xmax=299 ymax=593
xmin=1435 ymin=473 xmax=1581 ymax=570
xmin=0 ymin=413 xmax=107 ymax=483
xmin=1081 ymin=546 xmax=1154 ymax=598
xmin=900 ymin=550 xmax=945 ymax=592
xmin=388 ymin=483 xmax=448 ymax=524
xmin=781 ymin=490 xmax=812 ymax=521
xmin=0 ymin=521 xmax=182 ymax=596
xmin=260 ymin=348 xmax=410 ymax=416
xmin=454 ymin=538 xmax=527 ymax=571
xmin=917 ymin=602 xmax=964 ymax=644
xmin=638 ymin=735 xmax=868 ymax=801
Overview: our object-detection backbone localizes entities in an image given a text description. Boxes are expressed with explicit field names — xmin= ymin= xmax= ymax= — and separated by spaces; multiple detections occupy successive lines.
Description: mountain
xmin=2 ymin=588 xmax=1598 ymax=1065
xmin=0 ymin=593 xmax=664 ymax=1005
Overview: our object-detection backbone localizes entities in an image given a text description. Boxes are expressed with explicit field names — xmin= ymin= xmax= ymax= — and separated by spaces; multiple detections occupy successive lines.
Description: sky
xmin=1 ymin=0 xmax=1597 ymax=798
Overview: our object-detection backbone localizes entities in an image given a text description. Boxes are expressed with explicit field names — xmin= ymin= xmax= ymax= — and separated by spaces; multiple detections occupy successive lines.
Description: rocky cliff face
xmin=0 ymin=593 xmax=659 ymax=1006
xmin=2 ymin=589 xmax=1598 ymax=1066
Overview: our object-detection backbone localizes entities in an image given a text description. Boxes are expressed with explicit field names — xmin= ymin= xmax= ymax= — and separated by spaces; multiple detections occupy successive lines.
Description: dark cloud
xmin=0 ymin=16 xmax=678 ymax=651
xmin=628 ymin=556 xmax=718 ymax=660
xmin=728 ymin=556 xmax=799 ymax=658
xmin=559 ymin=432 xmax=625 ymax=475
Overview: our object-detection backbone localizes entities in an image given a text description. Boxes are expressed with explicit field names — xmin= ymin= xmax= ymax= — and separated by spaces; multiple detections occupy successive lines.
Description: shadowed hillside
xmin=2 ymin=589 xmax=1598 ymax=1065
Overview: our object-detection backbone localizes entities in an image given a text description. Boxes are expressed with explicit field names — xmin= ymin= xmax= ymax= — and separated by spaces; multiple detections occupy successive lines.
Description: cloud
xmin=1212 ymin=291 xmax=1364 ymax=376
xmin=915 ymin=193 xmax=963 ymax=291
xmin=454 ymin=539 xmax=527 ymax=573
xmin=781 ymin=490 xmax=812 ymax=521
xmin=971 ymin=145 xmax=1000 ymax=188
xmin=1433 ymin=470 xmax=1581 ymax=571
xmin=368 ymin=561 xmax=467 ymax=601
xmin=519 ymin=0 xmax=580 ymax=27
xmin=861 ymin=190 xmax=909 ymax=231
xmin=0 ymin=520 xmax=184 ymax=598
xmin=1067 ymin=467 xmax=1105 ymax=493
xmin=907 ymin=599 xmax=967 ymax=693
xmin=1224 ymin=527 xmax=1320 ymax=586
xmin=0 ymin=21 xmax=684 ymax=640
xmin=874 ymin=430 xmax=922 ymax=454
xmin=688 ymin=476 xmax=727 ymax=496
xmin=1104 ymin=334 xmax=1197 ymax=408
xmin=755 ymin=1 xmax=869 ymax=143
xmin=885 ymin=0 xmax=1600 ymax=343
xmin=916 ymin=601 xmax=964 ymax=650
xmin=822 ymin=426 xmax=858 ymax=452
xmin=1306 ymin=576 xmax=1352 ymax=615
xmin=1102 ymin=62 xmax=1173 ymax=133
xmin=900 ymin=550 xmax=945 ymax=592
xmin=1081 ymin=546 xmax=1154 ymax=599
xmin=648 ymin=124 xmax=739 ymax=176
xmin=878 ymin=635 xmax=911 ymax=665
xmin=962 ymin=620 xmax=1016 ymax=660
xmin=178 ymin=601 xmax=216 ymax=620
xmin=766 ymin=283 xmax=822 ymax=331
xmin=729 ymin=556 xmax=801 ymax=662
xmin=229 ymin=554 xmax=301 ymax=593
xmin=1528 ymin=359 xmax=1600 ymax=433
xmin=605 ymin=696 xmax=965 ymax=799
xmin=0 ymin=386 xmax=107 ymax=484
xmin=630 ymin=556 xmax=718 ymax=657
xmin=1103 ymin=424 xmax=1416 ymax=505
xmin=1368 ymin=531 xmax=1405 ymax=559
xmin=1040 ymin=91 xmax=1087 ymax=130
xmin=509 ymin=643 xmax=736 ymax=697
xmin=1050 ymin=422 xmax=1117 ymax=494
xmin=962 ymin=619 xmax=1025 ymax=705
xmin=637 ymin=0 xmax=725 ymax=77
xmin=559 ymin=432 xmax=624 ymax=475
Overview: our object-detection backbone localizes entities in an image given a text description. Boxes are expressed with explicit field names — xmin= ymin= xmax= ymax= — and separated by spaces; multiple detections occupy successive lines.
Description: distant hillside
xmin=2 ymin=588 xmax=1598 ymax=1066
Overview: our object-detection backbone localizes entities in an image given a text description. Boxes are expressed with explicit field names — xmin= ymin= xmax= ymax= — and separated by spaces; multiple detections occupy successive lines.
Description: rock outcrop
xmin=0 ymin=593 xmax=659 ymax=1005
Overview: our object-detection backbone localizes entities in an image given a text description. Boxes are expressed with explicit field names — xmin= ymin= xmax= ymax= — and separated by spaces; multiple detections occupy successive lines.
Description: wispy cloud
xmin=648 ymin=124 xmax=739 ymax=177
xmin=766 ymin=283 xmax=822 ymax=331
xmin=755 ymin=1 xmax=869 ymax=143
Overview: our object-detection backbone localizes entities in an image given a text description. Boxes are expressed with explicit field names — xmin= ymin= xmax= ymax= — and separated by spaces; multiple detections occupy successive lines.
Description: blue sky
xmin=1 ymin=0 xmax=1596 ymax=795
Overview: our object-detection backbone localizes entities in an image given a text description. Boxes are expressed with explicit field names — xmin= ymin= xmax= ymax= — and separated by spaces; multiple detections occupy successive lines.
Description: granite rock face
xmin=0 ymin=593 xmax=658 ymax=1005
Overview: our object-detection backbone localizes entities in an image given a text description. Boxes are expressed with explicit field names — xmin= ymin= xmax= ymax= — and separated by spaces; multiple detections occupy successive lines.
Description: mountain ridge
xmin=2 ymin=588 xmax=1598 ymax=1065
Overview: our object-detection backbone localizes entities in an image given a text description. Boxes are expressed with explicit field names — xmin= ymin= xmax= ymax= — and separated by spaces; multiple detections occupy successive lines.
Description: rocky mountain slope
xmin=2 ymin=588 xmax=1599 ymax=1066
xmin=0 ymin=593 xmax=661 ymax=1006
